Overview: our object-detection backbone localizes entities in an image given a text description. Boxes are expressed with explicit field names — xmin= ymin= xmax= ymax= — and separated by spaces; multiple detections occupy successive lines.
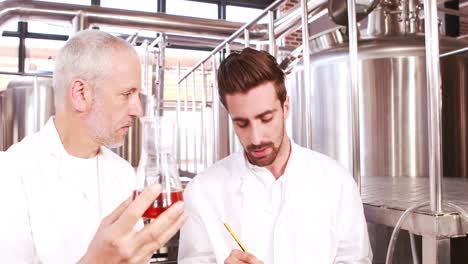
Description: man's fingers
xmin=228 ymin=250 xmax=261 ymax=264
xmin=139 ymin=208 xmax=188 ymax=253
xmin=135 ymin=201 xmax=186 ymax=246
xmin=113 ymin=184 xmax=162 ymax=231
xmin=100 ymin=197 xmax=132 ymax=226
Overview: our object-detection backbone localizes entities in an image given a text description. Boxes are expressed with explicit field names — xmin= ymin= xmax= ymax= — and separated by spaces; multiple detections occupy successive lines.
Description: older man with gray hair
xmin=0 ymin=30 xmax=187 ymax=263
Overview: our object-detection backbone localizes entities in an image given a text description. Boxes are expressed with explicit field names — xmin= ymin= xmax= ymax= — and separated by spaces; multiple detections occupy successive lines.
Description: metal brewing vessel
xmin=0 ymin=76 xmax=55 ymax=151
xmin=288 ymin=31 xmax=468 ymax=178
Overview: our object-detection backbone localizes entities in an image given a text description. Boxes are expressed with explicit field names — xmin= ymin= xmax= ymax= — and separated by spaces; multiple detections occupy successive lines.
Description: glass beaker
xmin=134 ymin=116 xmax=183 ymax=219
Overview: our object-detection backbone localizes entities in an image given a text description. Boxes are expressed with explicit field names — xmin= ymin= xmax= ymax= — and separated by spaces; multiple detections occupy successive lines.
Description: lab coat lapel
xmin=98 ymin=147 xmax=124 ymax=217
xmin=271 ymin=143 xmax=300 ymax=264
xmin=238 ymin=168 xmax=259 ymax=252
xmin=273 ymin=144 xmax=334 ymax=263
xmin=25 ymin=118 xmax=74 ymax=262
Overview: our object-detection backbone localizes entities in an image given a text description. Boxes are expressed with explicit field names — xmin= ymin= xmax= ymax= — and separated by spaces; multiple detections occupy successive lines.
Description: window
xmin=99 ymin=25 xmax=158 ymax=39
xmin=25 ymin=38 xmax=65 ymax=73
xmin=0 ymin=37 xmax=18 ymax=72
xmin=101 ymin=0 xmax=157 ymax=12
xmin=1 ymin=21 xmax=18 ymax=32
xmin=166 ymin=0 xmax=218 ymax=19
xmin=226 ymin=5 xmax=269 ymax=24
xmin=164 ymin=48 xmax=213 ymax=101
xmin=27 ymin=20 xmax=71 ymax=35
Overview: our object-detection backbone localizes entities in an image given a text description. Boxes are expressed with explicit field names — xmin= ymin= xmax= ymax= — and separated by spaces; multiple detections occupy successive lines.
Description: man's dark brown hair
xmin=217 ymin=48 xmax=286 ymax=109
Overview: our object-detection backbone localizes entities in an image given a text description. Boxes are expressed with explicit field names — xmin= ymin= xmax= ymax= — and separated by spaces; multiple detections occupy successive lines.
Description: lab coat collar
xmin=39 ymin=117 xmax=68 ymax=157
xmin=241 ymin=140 xmax=299 ymax=186
xmin=39 ymin=116 xmax=110 ymax=160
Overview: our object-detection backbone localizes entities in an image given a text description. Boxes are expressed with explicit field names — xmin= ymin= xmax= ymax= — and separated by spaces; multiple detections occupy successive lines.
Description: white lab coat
xmin=0 ymin=118 xmax=136 ymax=263
xmin=178 ymin=142 xmax=372 ymax=264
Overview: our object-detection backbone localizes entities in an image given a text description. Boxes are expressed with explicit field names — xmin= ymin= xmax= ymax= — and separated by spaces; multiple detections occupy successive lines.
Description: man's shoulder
xmin=293 ymin=144 xmax=353 ymax=184
xmin=185 ymin=152 xmax=244 ymax=194
xmin=194 ymin=152 xmax=243 ymax=180
xmin=295 ymin=144 xmax=347 ymax=170
xmin=3 ymin=132 xmax=41 ymax=160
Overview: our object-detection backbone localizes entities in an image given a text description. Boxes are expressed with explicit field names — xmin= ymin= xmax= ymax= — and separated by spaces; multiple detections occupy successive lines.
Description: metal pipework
xmin=438 ymin=7 xmax=468 ymax=18
xmin=201 ymin=63 xmax=208 ymax=169
xmin=346 ymin=0 xmax=362 ymax=189
xmin=184 ymin=79 xmax=189 ymax=172
xmin=440 ymin=46 xmax=468 ymax=57
xmin=244 ymin=29 xmax=250 ymax=48
xmin=157 ymin=33 xmax=166 ymax=116
xmin=300 ymin=0 xmax=311 ymax=150
xmin=0 ymin=0 xmax=267 ymax=39
xmin=178 ymin=0 xmax=287 ymax=84
xmin=273 ymin=1 xmax=329 ymax=41
xmin=176 ymin=62 xmax=181 ymax=167
xmin=211 ymin=54 xmax=219 ymax=163
xmin=268 ymin=10 xmax=277 ymax=58
xmin=191 ymin=73 xmax=198 ymax=173
xmin=424 ymin=0 xmax=443 ymax=213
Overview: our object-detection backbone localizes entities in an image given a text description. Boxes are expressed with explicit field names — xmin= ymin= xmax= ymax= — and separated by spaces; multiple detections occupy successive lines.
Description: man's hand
xmin=224 ymin=249 xmax=264 ymax=264
xmin=78 ymin=184 xmax=187 ymax=264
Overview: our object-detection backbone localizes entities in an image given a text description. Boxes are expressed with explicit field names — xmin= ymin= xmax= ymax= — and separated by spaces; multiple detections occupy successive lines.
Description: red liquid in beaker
xmin=133 ymin=190 xmax=184 ymax=219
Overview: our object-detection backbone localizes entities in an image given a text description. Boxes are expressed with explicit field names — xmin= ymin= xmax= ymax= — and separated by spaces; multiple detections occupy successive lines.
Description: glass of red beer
xmin=134 ymin=116 xmax=183 ymax=219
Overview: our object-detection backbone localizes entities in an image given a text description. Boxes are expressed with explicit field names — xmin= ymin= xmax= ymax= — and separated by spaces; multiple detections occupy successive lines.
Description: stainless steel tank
xmin=0 ymin=76 xmax=55 ymax=151
xmin=288 ymin=33 xmax=468 ymax=178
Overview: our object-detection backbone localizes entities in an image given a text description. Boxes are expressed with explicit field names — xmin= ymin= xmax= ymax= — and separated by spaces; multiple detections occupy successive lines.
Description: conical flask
xmin=134 ymin=116 xmax=183 ymax=219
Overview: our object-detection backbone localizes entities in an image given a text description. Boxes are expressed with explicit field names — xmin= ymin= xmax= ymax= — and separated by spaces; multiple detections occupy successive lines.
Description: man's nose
xmin=250 ymin=124 xmax=263 ymax=146
xmin=130 ymin=95 xmax=143 ymax=117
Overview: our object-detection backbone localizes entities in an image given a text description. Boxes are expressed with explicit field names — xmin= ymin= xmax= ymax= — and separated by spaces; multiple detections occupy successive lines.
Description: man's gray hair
xmin=53 ymin=30 xmax=137 ymax=108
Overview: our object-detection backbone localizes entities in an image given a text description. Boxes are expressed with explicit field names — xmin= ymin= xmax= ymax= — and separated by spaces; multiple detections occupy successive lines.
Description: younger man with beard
xmin=178 ymin=48 xmax=372 ymax=264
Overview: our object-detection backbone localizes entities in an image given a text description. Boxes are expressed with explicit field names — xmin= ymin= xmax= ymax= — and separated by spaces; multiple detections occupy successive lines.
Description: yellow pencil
xmin=223 ymin=222 xmax=248 ymax=252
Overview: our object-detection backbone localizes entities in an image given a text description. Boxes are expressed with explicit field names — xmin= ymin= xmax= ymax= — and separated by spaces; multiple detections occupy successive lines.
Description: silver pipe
xmin=438 ymin=7 xmax=468 ymax=18
xmin=165 ymin=34 xmax=250 ymax=50
xmin=150 ymin=35 xmax=162 ymax=47
xmin=347 ymin=0 xmax=362 ymax=189
xmin=176 ymin=61 xmax=181 ymax=168
xmin=184 ymin=79 xmax=189 ymax=172
xmin=273 ymin=1 xmax=328 ymax=41
xmin=201 ymin=63 xmax=207 ymax=169
xmin=211 ymin=55 xmax=218 ymax=163
xmin=158 ymin=33 xmax=166 ymax=116
xmin=440 ymin=46 xmax=468 ymax=57
xmin=409 ymin=233 xmax=420 ymax=264
xmin=226 ymin=43 xmax=231 ymax=56
xmin=300 ymin=0 xmax=311 ymax=150
xmin=424 ymin=0 xmax=443 ymax=213
xmin=142 ymin=40 xmax=150 ymax=96
xmin=0 ymin=0 xmax=267 ymax=38
xmin=71 ymin=11 xmax=86 ymax=34
xmin=268 ymin=10 xmax=277 ymax=58
xmin=244 ymin=29 xmax=250 ymax=48
xmin=178 ymin=0 xmax=287 ymax=84
xmin=192 ymin=73 xmax=198 ymax=174
xmin=153 ymin=51 xmax=159 ymax=115
xmin=33 ymin=76 xmax=39 ymax=130
xmin=0 ymin=71 xmax=52 ymax=78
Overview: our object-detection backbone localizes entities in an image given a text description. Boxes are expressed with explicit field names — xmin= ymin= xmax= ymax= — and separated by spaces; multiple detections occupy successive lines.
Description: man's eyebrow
xmin=120 ymin=87 xmax=137 ymax=94
xmin=231 ymin=109 xmax=276 ymax=122
xmin=232 ymin=117 xmax=248 ymax=122
xmin=255 ymin=109 xmax=276 ymax=119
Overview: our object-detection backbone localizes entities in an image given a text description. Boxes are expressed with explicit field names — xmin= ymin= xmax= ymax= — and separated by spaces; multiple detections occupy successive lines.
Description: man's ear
xmin=69 ymin=79 xmax=92 ymax=112
xmin=283 ymin=96 xmax=290 ymax=119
